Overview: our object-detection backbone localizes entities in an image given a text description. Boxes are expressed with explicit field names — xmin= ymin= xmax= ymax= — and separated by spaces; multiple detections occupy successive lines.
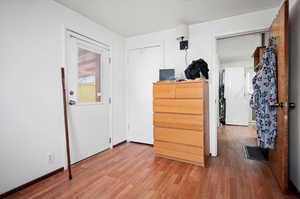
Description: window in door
xmin=78 ymin=47 xmax=101 ymax=103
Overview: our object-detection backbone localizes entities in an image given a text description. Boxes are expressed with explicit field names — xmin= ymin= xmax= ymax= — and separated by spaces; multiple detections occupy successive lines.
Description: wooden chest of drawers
xmin=153 ymin=80 xmax=209 ymax=166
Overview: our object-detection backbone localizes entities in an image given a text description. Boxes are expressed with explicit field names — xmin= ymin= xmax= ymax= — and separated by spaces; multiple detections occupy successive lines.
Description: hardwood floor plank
xmin=4 ymin=125 xmax=298 ymax=199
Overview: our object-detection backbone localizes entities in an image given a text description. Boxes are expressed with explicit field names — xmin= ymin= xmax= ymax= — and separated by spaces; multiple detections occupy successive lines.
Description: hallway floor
xmin=6 ymin=126 xmax=298 ymax=199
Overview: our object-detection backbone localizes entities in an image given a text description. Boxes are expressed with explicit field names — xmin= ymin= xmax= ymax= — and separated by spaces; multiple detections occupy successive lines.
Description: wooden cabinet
xmin=153 ymin=80 xmax=209 ymax=167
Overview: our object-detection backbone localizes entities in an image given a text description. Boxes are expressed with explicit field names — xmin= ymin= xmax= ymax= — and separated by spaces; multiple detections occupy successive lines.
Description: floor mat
xmin=243 ymin=145 xmax=266 ymax=161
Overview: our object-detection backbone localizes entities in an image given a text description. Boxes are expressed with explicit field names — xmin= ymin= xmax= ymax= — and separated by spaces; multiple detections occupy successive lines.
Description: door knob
xmin=270 ymin=102 xmax=296 ymax=109
xmin=69 ymin=100 xmax=76 ymax=105
xmin=289 ymin=102 xmax=296 ymax=109
xmin=270 ymin=103 xmax=283 ymax=108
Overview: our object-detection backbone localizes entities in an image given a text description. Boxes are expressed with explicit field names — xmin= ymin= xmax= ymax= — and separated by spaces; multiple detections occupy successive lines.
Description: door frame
xmin=125 ymin=42 xmax=165 ymax=143
xmin=63 ymin=28 xmax=113 ymax=167
xmin=210 ymin=28 xmax=269 ymax=156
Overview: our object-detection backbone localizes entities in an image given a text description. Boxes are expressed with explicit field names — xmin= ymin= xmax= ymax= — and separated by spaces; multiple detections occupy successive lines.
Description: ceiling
xmin=217 ymin=33 xmax=262 ymax=64
xmin=54 ymin=0 xmax=281 ymax=37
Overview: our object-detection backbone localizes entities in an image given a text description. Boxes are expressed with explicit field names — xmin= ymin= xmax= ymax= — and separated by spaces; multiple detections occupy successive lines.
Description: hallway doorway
xmin=216 ymin=32 xmax=266 ymax=127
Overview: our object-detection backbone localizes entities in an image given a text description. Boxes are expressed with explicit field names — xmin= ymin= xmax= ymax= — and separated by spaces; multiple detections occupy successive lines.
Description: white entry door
xmin=66 ymin=32 xmax=110 ymax=164
xmin=224 ymin=67 xmax=249 ymax=126
xmin=127 ymin=46 xmax=162 ymax=144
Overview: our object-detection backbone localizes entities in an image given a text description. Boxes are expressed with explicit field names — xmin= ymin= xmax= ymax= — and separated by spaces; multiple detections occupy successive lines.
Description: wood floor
xmin=5 ymin=125 xmax=298 ymax=199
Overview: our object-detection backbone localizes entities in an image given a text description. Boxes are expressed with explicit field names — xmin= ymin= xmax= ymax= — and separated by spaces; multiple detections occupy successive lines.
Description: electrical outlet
xmin=48 ymin=153 xmax=55 ymax=164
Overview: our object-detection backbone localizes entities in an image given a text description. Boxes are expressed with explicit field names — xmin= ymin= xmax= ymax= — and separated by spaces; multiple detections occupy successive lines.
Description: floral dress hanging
xmin=250 ymin=37 xmax=277 ymax=149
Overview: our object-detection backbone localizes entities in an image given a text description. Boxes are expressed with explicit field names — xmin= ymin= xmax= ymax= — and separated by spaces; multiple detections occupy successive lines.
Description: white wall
xmin=217 ymin=33 xmax=261 ymax=63
xmin=126 ymin=8 xmax=277 ymax=156
xmin=289 ymin=0 xmax=300 ymax=191
xmin=220 ymin=60 xmax=253 ymax=70
xmin=0 ymin=0 xmax=125 ymax=194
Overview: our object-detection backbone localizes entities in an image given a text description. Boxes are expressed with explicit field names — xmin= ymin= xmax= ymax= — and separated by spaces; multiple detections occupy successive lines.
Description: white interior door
xmin=127 ymin=46 xmax=162 ymax=144
xmin=66 ymin=33 xmax=110 ymax=164
xmin=224 ymin=67 xmax=249 ymax=126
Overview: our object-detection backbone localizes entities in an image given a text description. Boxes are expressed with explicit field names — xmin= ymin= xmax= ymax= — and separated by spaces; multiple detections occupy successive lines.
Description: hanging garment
xmin=184 ymin=59 xmax=209 ymax=79
xmin=250 ymin=37 xmax=277 ymax=149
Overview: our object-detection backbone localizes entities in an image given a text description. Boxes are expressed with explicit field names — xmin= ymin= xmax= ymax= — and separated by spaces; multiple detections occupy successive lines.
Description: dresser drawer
xmin=175 ymin=83 xmax=203 ymax=99
xmin=153 ymin=84 xmax=175 ymax=98
xmin=153 ymin=113 xmax=203 ymax=130
xmin=154 ymin=141 xmax=204 ymax=164
xmin=154 ymin=127 xmax=203 ymax=147
xmin=153 ymin=99 xmax=203 ymax=114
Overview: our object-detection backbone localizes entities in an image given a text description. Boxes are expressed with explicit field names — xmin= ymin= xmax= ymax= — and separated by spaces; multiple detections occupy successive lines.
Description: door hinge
xmin=109 ymin=137 xmax=112 ymax=143
xmin=109 ymin=97 xmax=112 ymax=104
xmin=108 ymin=57 xmax=112 ymax=64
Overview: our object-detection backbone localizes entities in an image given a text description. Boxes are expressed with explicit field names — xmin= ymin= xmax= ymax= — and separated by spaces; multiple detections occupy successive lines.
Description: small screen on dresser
xmin=159 ymin=69 xmax=175 ymax=81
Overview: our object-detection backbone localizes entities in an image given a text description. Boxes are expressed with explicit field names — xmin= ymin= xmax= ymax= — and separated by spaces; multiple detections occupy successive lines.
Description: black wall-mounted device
xmin=180 ymin=40 xmax=188 ymax=50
